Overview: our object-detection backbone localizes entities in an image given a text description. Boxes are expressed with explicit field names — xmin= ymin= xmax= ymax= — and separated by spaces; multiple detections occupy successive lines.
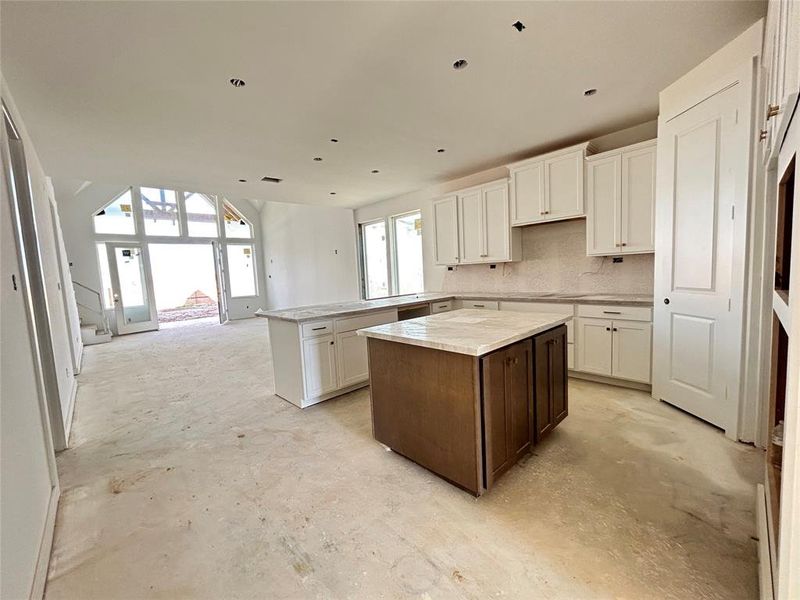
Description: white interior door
xmin=106 ymin=242 xmax=158 ymax=335
xmin=653 ymin=83 xmax=745 ymax=434
xmin=212 ymin=241 xmax=229 ymax=324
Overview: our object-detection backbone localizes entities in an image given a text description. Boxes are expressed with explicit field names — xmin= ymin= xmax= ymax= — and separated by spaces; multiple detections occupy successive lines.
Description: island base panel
xmin=367 ymin=338 xmax=483 ymax=495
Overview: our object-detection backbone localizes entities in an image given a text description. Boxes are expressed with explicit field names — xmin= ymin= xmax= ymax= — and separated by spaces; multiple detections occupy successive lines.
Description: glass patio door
xmin=106 ymin=242 xmax=158 ymax=335
xmin=212 ymin=241 xmax=229 ymax=324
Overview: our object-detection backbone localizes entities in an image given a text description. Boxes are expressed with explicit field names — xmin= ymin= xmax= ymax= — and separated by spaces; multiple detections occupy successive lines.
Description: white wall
xmin=54 ymin=180 xmax=268 ymax=321
xmin=354 ymin=120 xmax=658 ymax=293
xmin=260 ymin=200 xmax=359 ymax=309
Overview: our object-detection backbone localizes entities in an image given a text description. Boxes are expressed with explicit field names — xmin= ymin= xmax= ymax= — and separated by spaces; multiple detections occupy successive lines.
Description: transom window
xmin=141 ymin=187 xmax=179 ymax=237
xmin=93 ymin=189 xmax=135 ymax=235
xmin=185 ymin=192 xmax=218 ymax=238
xmin=224 ymin=202 xmax=253 ymax=239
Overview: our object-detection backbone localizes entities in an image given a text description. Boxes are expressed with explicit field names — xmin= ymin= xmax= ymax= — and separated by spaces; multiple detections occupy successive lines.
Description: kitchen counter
xmin=358 ymin=309 xmax=571 ymax=356
xmin=256 ymin=291 xmax=653 ymax=322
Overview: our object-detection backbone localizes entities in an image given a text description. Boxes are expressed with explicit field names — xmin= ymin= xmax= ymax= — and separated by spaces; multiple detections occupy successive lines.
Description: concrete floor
xmin=46 ymin=318 xmax=762 ymax=599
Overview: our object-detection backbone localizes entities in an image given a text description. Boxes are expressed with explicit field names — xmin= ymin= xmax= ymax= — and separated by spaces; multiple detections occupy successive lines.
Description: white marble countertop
xmin=256 ymin=291 xmax=652 ymax=322
xmin=357 ymin=309 xmax=571 ymax=356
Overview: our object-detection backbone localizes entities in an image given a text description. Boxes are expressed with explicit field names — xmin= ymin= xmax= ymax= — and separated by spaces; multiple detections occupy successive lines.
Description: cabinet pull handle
xmin=312 ymin=326 xmax=327 ymax=331
xmin=329 ymin=341 xmax=334 ymax=345
xmin=473 ymin=304 xmax=485 ymax=308
xmin=767 ymin=104 xmax=780 ymax=120
xmin=613 ymin=328 xmax=618 ymax=332
xmin=602 ymin=310 xmax=621 ymax=314
xmin=605 ymin=327 xmax=611 ymax=331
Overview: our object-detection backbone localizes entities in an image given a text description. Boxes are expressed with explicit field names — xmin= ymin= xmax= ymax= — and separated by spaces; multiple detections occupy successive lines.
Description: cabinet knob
xmin=329 ymin=341 xmax=334 ymax=345
xmin=767 ymin=104 xmax=780 ymax=120
xmin=605 ymin=327 xmax=611 ymax=331
xmin=613 ymin=328 xmax=618 ymax=332
xmin=621 ymin=242 xmax=627 ymax=247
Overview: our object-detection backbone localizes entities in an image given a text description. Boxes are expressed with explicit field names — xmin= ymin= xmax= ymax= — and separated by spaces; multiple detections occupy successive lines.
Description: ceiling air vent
xmin=261 ymin=176 xmax=283 ymax=183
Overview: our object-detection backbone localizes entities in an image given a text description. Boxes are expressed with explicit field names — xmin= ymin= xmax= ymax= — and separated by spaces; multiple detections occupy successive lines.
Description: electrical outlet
xmin=612 ymin=257 xmax=623 ymax=263
xmin=489 ymin=264 xmax=497 ymax=269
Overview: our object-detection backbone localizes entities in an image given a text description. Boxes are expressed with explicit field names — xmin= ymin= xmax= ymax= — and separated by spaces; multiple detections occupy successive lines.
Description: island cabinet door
xmin=533 ymin=325 xmax=569 ymax=443
xmin=302 ymin=335 xmax=338 ymax=398
xmin=482 ymin=340 xmax=533 ymax=488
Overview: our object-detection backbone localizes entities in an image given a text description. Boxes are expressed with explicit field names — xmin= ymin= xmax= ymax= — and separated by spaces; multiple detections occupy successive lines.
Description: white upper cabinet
xmin=762 ymin=0 xmax=800 ymax=160
xmin=586 ymin=139 xmax=656 ymax=256
xmin=432 ymin=195 xmax=459 ymax=266
xmin=458 ymin=188 xmax=484 ymax=263
xmin=482 ymin=181 xmax=512 ymax=262
xmin=434 ymin=179 xmax=519 ymax=266
xmin=508 ymin=142 xmax=593 ymax=226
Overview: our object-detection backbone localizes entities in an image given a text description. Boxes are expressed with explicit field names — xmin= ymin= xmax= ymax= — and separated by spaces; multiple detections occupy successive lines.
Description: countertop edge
xmin=258 ymin=293 xmax=653 ymax=322
xmin=357 ymin=315 xmax=572 ymax=356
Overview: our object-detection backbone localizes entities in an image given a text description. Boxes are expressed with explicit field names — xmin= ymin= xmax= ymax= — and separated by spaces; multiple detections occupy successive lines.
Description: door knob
xmin=663 ymin=298 xmax=670 ymax=305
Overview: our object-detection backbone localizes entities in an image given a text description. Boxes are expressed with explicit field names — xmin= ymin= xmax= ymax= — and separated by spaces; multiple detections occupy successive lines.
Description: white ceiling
xmin=1 ymin=1 xmax=765 ymax=209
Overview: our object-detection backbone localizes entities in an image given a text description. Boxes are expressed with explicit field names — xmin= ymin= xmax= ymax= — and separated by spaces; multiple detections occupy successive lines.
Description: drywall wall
xmin=442 ymin=219 xmax=653 ymax=294
xmin=260 ymin=200 xmax=360 ymax=309
xmin=54 ymin=180 xmax=268 ymax=322
xmin=354 ymin=121 xmax=658 ymax=293
xmin=1 ymin=75 xmax=60 ymax=600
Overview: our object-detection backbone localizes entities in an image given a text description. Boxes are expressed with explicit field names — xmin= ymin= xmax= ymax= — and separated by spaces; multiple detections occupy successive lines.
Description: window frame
xmin=92 ymin=187 xmax=137 ymax=236
xmin=358 ymin=209 xmax=424 ymax=300
xmin=226 ymin=242 xmax=259 ymax=299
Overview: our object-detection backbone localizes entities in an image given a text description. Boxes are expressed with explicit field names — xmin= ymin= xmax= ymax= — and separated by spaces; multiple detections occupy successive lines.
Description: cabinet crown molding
xmin=506 ymin=141 xmax=596 ymax=171
xmin=585 ymin=138 xmax=657 ymax=162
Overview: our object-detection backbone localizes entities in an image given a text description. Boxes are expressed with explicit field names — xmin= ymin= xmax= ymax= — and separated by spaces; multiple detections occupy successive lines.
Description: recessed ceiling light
xmin=330 ymin=138 xmax=339 ymax=143
xmin=453 ymin=59 xmax=468 ymax=70
xmin=437 ymin=148 xmax=446 ymax=153
xmin=371 ymin=169 xmax=380 ymax=174
xmin=584 ymin=88 xmax=598 ymax=96
xmin=313 ymin=157 xmax=323 ymax=161
xmin=229 ymin=78 xmax=246 ymax=87
xmin=261 ymin=176 xmax=283 ymax=183
xmin=512 ymin=21 xmax=526 ymax=32
xmin=238 ymin=179 xmax=247 ymax=182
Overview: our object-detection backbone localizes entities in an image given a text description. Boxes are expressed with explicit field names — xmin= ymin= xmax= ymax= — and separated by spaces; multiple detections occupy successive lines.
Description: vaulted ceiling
xmin=1 ymin=1 xmax=765 ymax=208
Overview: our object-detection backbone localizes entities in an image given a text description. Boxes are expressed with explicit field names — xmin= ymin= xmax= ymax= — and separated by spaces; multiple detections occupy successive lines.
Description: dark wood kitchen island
xmin=358 ymin=309 xmax=570 ymax=496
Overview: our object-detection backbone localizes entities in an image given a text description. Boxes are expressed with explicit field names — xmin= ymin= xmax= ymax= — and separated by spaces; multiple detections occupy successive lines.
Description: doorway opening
xmin=148 ymin=244 xmax=220 ymax=326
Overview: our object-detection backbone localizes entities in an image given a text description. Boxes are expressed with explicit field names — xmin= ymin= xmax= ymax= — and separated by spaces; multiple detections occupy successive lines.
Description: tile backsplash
xmin=441 ymin=219 xmax=654 ymax=294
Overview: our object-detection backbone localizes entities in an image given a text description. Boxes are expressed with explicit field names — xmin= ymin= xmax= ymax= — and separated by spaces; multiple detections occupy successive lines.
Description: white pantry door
xmin=652 ymin=83 xmax=746 ymax=435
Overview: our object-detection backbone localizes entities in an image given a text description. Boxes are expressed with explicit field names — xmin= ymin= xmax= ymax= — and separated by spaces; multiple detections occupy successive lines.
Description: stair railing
xmin=72 ymin=281 xmax=111 ymax=336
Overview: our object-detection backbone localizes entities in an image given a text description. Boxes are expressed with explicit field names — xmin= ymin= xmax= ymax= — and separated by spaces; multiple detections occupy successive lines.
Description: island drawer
xmin=301 ymin=320 xmax=334 ymax=338
xmin=577 ymin=304 xmax=652 ymax=322
xmin=430 ymin=300 xmax=454 ymax=313
xmin=334 ymin=309 xmax=397 ymax=334
xmin=461 ymin=300 xmax=499 ymax=310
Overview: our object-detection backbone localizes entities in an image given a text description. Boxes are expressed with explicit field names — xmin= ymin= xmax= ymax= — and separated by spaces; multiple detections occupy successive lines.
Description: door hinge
xmin=731 ymin=205 xmax=735 ymax=220
xmin=728 ymin=298 xmax=732 ymax=311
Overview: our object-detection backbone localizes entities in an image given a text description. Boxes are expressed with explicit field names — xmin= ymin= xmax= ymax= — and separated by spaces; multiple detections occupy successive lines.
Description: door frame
xmin=106 ymin=241 xmax=159 ymax=335
xmin=212 ymin=241 xmax=229 ymax=324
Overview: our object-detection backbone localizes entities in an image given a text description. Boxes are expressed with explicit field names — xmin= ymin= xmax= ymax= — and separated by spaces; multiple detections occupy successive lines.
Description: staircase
xmin=74 ymin=281 xmax=112 ymax=345
xmin=80 ymin=323 xmax=112 ymax=345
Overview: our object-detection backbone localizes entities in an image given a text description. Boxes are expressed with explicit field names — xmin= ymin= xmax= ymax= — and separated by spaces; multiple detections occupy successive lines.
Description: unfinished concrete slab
xmin=46 ymin=318 xmax=761 ymax=599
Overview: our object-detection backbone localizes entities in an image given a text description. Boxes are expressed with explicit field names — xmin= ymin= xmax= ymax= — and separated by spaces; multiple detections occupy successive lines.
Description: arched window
xmin=141 ymin=187 xmax=179 ymax=236
xmin=184 ymin=192 xmax=218 ymax=237
xmin=93 ymin=189 xmax=135 ymax=235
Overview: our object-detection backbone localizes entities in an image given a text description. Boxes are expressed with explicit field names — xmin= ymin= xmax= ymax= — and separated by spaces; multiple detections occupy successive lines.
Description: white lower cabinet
xmin=302 ymin=335 xmax=338 ymax=398
xmin=335 ymin=330 xmax=369 ymax=388
xmin=577 ymin=318 xmax=614 ymax=376
xmin=576 ymin=316 xmax=652 ymax=383
xmin=611 ymin=320 xmax=652 ymax=383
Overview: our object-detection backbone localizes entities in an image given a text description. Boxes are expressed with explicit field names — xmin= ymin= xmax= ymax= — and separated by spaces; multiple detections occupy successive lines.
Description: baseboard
xmin=30 ymin=482 xmax=59 ymax=600
xmin=63 ymin=378 xmax=78 ymax=448
xmin=756 ymin=483 xmax=775 ymax=600
xmin=568 ymin=370 xmax=652 ymax=392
